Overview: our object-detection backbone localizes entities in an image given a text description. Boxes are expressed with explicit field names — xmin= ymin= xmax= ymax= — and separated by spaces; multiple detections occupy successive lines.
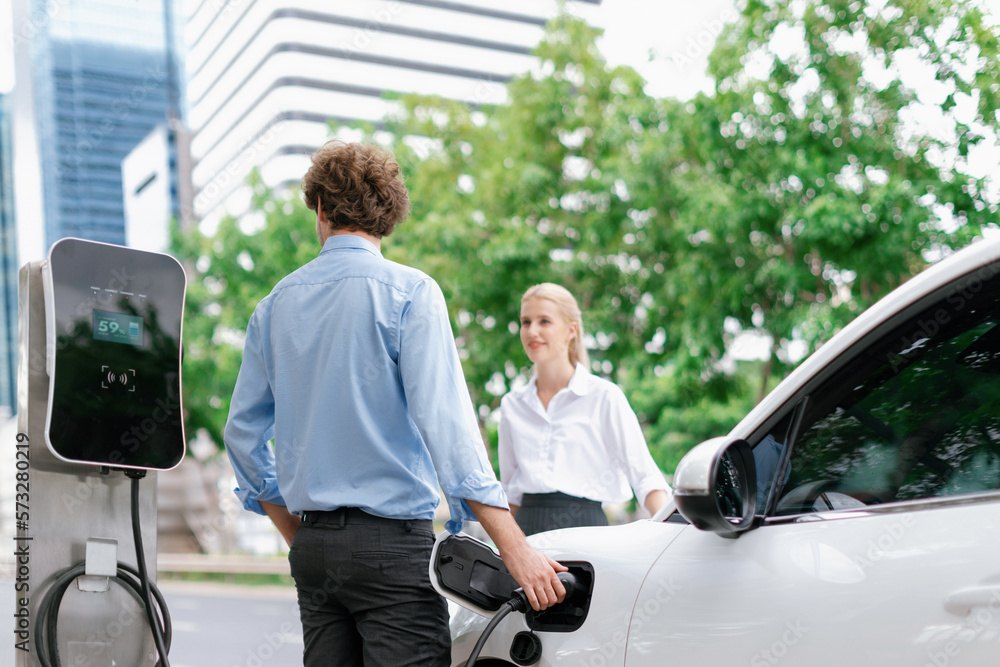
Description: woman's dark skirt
xmin=514 ymin=491 xmax=609 ymax=536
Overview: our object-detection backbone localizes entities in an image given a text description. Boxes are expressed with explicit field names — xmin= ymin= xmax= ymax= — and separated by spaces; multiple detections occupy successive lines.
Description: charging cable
xmin=464 ymin=571 xmax=577 ymax=667
xmin=34 ymin=471 xmax=172 ymax=667
xmin=126 ymin=470 xmax=172 ymax=667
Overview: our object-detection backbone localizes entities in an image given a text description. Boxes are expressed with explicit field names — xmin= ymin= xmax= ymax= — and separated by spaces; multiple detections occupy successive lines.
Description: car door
xmin=626 ymin=265 xmax=1000 ymax=666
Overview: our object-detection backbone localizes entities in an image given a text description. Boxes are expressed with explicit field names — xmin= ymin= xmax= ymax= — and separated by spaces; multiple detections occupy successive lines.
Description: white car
xmin=432 ymin=235 xmax=1000 ymax=667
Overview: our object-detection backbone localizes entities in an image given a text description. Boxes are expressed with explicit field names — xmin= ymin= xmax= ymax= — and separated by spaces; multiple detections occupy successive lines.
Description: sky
xmin=590 ymin=0 xmax=739 ymax=100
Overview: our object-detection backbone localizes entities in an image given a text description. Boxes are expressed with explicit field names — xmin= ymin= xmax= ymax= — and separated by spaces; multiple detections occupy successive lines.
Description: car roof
xmin=732 ymin=234 xmax=1000 ymax=439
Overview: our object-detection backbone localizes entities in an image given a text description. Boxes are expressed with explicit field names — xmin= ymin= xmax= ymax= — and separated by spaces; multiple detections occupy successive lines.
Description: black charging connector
xmin=464 ymin=572 xmax=578 ymax=666
xmin=557 ymin=571 xmax=578 ymax=597
xmin=508 ymin=571 xmax=578 ymax=614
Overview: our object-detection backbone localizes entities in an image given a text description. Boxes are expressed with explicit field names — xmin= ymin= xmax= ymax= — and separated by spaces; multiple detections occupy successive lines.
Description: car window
xmin=771 ymin=268 xmax=1000 ymax=516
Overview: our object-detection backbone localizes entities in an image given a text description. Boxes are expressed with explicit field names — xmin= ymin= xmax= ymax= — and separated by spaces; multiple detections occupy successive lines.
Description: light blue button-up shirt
xmin=223 ymin=234 xmax=507 ymax=532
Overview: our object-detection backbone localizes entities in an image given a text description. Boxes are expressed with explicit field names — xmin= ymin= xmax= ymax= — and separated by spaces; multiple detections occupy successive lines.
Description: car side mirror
xmin=673 ymin=437 xmax=757 ymax=538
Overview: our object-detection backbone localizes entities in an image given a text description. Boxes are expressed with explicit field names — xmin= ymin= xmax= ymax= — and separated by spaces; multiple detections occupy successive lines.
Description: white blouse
xmin=498 ymin=363 xmax=670 ymax=509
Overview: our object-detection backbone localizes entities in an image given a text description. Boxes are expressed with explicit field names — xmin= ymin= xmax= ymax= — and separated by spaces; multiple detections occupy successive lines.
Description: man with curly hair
xmin=224 ymin=140 xmax=566 ymax=666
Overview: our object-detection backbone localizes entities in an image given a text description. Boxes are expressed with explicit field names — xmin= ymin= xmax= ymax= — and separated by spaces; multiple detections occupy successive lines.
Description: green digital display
xmin=93 ymin=309 xmax=144 ymax=346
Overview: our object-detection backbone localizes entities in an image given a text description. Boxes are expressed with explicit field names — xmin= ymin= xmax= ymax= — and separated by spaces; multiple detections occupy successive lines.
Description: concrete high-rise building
xmin=185 ymin=0 xmax=601 ymax=230
xmin=123 ymin=124 xmax=176 ymax=252
xmin=10 ymin=0 xmax=187 ymax=262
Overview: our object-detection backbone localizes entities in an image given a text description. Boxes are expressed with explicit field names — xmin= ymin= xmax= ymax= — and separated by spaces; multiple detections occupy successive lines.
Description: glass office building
xmin=8 ymin=0 xmax=186 ymax=417
xmin=11 ymin=0 xmax=185 ymax=253
xmin=0 ymin=93 xmax=17 ymax=414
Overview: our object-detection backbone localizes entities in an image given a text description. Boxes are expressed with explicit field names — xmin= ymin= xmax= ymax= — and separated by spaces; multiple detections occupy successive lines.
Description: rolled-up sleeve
xmin=223 ymin=311 xmax=286 ymax=515
xmin=398 ymin=278 xmax=508 ymax=533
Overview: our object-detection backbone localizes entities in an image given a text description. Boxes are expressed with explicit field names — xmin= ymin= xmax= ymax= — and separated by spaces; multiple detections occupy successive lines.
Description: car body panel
xmin=447 ymin=518 xmax=686 ymax=665
xmin=628 ymin=496 xmax=1000 ymax=666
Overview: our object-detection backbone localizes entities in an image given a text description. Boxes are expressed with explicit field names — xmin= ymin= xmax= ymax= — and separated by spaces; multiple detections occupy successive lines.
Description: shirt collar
xmin=319 ymin=233 xmax=382 ymax=258
xmin=565 ymin=362 xmax=593 ymax=396
xmin=520 ymin=362 xmax=592 ymax=399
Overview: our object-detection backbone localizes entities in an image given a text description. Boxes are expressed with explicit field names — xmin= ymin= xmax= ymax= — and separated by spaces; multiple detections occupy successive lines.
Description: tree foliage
xmin=175 ymin=2 xmax=1000 ymax=471
xmin=670 ymin=0 xmax=1000 ymax=399
xmin=173 ymin=175 xmax=318 ymax=446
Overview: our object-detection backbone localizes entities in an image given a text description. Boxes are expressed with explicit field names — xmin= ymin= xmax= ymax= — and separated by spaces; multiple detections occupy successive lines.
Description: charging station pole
xmin=14 ymin=239 xmax=186 ymax=667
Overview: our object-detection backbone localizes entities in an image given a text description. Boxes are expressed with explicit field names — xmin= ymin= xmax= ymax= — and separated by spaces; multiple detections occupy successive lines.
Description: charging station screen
xmin=46 ymin=238 xmax=187 ymax=471
xmin=93 ymin=309 xmax=144 ymax=346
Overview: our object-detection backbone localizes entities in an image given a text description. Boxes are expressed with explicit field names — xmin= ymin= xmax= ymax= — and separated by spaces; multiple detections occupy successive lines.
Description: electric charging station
xmin=15 ymin=238 xmax=186 ymax=666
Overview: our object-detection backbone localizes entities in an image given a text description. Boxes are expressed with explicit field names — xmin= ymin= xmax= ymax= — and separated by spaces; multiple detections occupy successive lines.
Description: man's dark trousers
xmin=289 ymin=507 xmax=450 ymax=666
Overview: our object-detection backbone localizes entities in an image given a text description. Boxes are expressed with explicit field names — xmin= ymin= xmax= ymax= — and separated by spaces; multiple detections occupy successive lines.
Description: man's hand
xmin=260 ymin=500 xmax=300 ymax=547
xmin=497 ymin=540 xmax=568 ymax=611
xmin=466 ymin=500 xmax=568 ymax=611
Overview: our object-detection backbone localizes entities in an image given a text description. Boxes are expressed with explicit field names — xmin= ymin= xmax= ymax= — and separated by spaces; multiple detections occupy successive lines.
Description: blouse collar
xmin=521 ymin=362 xmax=592 ymax=399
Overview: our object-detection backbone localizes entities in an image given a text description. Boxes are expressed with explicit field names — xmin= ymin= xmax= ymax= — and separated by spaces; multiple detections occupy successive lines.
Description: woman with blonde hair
xmin=498 ymin=283 xmax=670 ymax=536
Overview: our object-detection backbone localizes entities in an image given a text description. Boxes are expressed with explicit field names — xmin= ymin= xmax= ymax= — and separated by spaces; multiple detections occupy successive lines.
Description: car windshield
xmin=771 ymin=267 xmax=1000 ymax=515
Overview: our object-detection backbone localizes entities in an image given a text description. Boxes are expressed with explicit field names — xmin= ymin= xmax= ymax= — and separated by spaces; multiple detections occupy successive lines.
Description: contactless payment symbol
xmin=101 ymin=365 xmax=136 ymax=392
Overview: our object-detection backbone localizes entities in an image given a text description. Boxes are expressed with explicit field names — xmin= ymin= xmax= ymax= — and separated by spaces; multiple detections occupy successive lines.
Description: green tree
xmin=379 ymin=15 xmax=661 ymax=415
xmin=634 ymin=0 xmax=1000 ymax=402
xmin=382 ymin=2 xmax=1000 ymax=462
xmin=175 ymin=4 xmax=1000 ymax=471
